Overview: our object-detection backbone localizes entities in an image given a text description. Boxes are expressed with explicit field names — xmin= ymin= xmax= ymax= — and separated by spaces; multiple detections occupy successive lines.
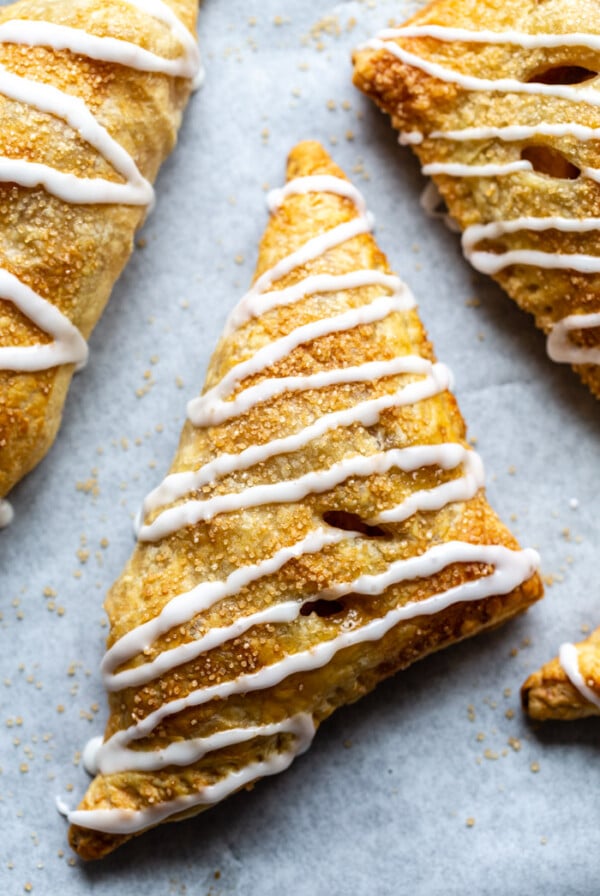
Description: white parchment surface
xmin=0 ymin=1 xmax=598 ymax=893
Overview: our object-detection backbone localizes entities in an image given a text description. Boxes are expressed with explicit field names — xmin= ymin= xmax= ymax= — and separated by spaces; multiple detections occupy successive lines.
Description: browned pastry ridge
xmin=522 ymin=627 xmax=600 ymax=721
xmin=0 ymin=0 xmax=198 ymax=501
xmin=68 ymin=141 xmax=542 ymax=860
xmin=353 ymin=0 xmax=600 ymax=398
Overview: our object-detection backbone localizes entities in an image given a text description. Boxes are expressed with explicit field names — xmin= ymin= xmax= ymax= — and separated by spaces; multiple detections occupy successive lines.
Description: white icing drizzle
xmin=423 ymin=158 xmax=600 ymax=184
xmin=103 ymin=528 xmax=352 ymax=691
xmin=267 ymin=175 xmax=368 ymax=216
xmin=138 ymin=443 xmax=479 ymax=544
xmin=75 ymin=540 xmax=539 ymax=833
xmin=0 ymin=269 xmax=89 ymax=372
xmin=188 ymin=293 xmax=416 ymax=427
xmin=101 ymin=528 xmax=354 ymax=691
xmin=141 ymin=358 xmax=452 ymax=521
xmin=69 ymin=713 xmax=316 ymax=835
xmin=559 ymin=642 xmax=600 ymax=710
xmin=69 ymin=175 xmax=539 ymax=836
xmin=547 ymin=313 xmax=600 ymax=364
xmin=369 ymin=25 xmax=600 ymax=366
xmin=0 ymin=498 xmax=14 ymax=528
xmin=372 ymin=446 xmax=484 ymax=523
xmin=225 ymin=270 xmax=404 ymax=334
xmin=401 ymin=123 xmax=600 ymax=146
xmin=376 ymin=25 xmax=600 ymax=53
xmin=241 ymin=216 xmax=375 ymax=302
xmin=462 ymin=216 xmax=600 ymax=274
xmin=0 ymin=0 xmax=200 ymax=373
xmin=422 ymin=161 xmax=533 ymax=177
xmin=367 ymin=32 xmax=600 ymax=107
xmin=83 ymin=735 xmax=104 ymax=777
xmin=419 ymin=180 xmax=460 ymax=232
xmin=3 ymin=17 xmax=197 ymax=78
xmin=92 ymin=712 xmax=316 ymax=776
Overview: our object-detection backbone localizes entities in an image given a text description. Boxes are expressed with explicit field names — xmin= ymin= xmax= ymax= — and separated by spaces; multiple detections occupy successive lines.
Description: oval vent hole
xmin=323 ymin=510 xmax=386 ymax=537
xmin=521 ymin=146 xmax=580 ymax=180
xmin=300 ymin=598 xmax=345 ymax=618
xmin=528 ymin=65 xmax=597 ymax=85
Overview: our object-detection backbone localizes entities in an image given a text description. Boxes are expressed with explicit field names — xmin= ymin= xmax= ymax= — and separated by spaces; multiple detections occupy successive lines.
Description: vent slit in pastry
xmin=528 ymin=66 xmax=597 ymax=85
xmin=520 ymin=145 xmax=580 ymax=180
xmin=353 ymin=5 xmax=600 ymax=394
xmin=65 ymin=142 xmax=542 ymax=859
xmin=321 ymin=510 xmax=387 ymax=538
xmin=0 ymin=0 xmax=201 ymax=504
xmin=300 ymin=597 xmax=346 ymax=618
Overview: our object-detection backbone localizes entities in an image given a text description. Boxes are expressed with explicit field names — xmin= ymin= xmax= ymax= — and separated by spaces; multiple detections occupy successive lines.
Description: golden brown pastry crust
xmin=522 ymin=627 xmax=600 ymax=721
xmin=352 ymin=0 xmax=600 ymax=398
xmin=0 ymin=0 xmax=197 ymax=499
xmin=69 ymin=141 xmax=542 ymax=860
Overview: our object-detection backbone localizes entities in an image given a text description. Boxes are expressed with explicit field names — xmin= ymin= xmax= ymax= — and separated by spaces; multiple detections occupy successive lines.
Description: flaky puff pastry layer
xmin=522 ymin=627 xmax=600 ymax=721
xmin=68 ymin=141 xmax=542 ymax=860
xmin=0 ymin=0 xmax=198 ymax=499
xmin=353 ymin=0 xmax=600 ymax=398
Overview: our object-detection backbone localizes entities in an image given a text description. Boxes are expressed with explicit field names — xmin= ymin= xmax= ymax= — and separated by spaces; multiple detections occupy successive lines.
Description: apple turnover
xmin=65 ymin=141 xmax=542 ymax=859
xmin=522 ymin=627 xmax=600 ymax=721
xmin=0 ymin=0 xmax=201 ymax=513
xmin=353 ymin=0 xmax=600 ymax=398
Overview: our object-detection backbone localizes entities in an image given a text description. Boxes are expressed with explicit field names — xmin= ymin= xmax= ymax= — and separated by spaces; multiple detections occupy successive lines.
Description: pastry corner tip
xmin=350 ymin=43 xmax=376 ymax=86
xmin=68 ymin=821 xmax=124 ymax=862
xmin=67 ymin=822 xmax=96 ymax=862
xmin=519 ymin=675 xmax=534 ymax=715
xmin=285 ymin=141 xmax=349 ymax=182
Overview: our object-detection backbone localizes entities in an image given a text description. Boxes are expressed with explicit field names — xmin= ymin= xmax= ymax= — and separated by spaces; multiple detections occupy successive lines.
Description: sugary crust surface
xmin=69 ymin=140 xmax=542 ymax=860
xmin=352 ymin=0 xmax=600 ymax=398
xmin=522 ymin=626 xmax=600 ymax=720
xmin=0 ymin=0 xmax=197 ymax=498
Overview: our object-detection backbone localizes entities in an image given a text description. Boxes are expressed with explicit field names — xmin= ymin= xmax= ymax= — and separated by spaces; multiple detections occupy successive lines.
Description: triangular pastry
xmin=66 ymin=141 xmax=543 ymax=860
xmin=353 ymin=0 xmax=600 ymax=398
xmin=0 ymin=0 xmax=201 ymax=511
xmin=522 ymin=627 xmax=600 ymax=720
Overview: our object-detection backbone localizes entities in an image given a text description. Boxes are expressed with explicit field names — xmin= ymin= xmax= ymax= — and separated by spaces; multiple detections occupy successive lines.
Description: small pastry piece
xmin=352 ymin=0 xmax=600 ymax=398
xmin=66 ymin=141 xmax=542 ymax=860
xmin=0 ymin=0 xmax=201 ymax=506
xmin=522 ymin=628 xmax=600 ymax=721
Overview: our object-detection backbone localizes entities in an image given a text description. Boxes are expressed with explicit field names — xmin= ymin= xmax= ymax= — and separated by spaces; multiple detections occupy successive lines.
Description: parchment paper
xmin=0 ymin=1 xmax=598 ymax=893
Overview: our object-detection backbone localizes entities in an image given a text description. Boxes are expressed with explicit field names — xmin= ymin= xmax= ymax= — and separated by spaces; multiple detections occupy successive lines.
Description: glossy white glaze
xmin=419 ymin=180 xmax=460 ymax=232
xmin=547 ymin=312 xmax=600 ymax=365
xmin=422 ymin=161 xmax=532 ymax=177
xmin=373 ymin=446 xmax=484 ymax=523
xmin=0 ymin=0 xmax=200 ymax=373
xmin=463 ymin=216 xmax=600 ymax=274
xmin=69 ymin=713 xmax=316 ymax=834
xmin=402 ymin=123 xmax=600 ymax=145
xmin=225 ymin=270 xmax=405 ymax=334
xmin=103 ymin=528 xmax=352 ymax=689
xmin=141 ymin=358 xmax=452 ymax=521
xmin=367 ymin=32 xmax=600 ymax=107
xmin=91 ymin=541 xmax=539 ymax=797
xmin=139 ymin=439 xmax=479 ymax=544
xmin=267 ymin=175 xmax=368 ymax=215
xmin=0 ymin=269 xmax=89 ymax=372
xmin=70 ymin=175 xmax=538 ymax=836
xmin=559 ymin=642 xmax=600 ymax=710
xmin=370 ymin=24 xmax=600 ymax=366
xmin=92 ymin=712 xmax=316 ymax=775
xmin=0 ymin=498 xmax=14 ymax=528
xmin=187 ymin=293 xmax=416 ymax=428
xmin=376 ymin=25 xmax=600 ymax=52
